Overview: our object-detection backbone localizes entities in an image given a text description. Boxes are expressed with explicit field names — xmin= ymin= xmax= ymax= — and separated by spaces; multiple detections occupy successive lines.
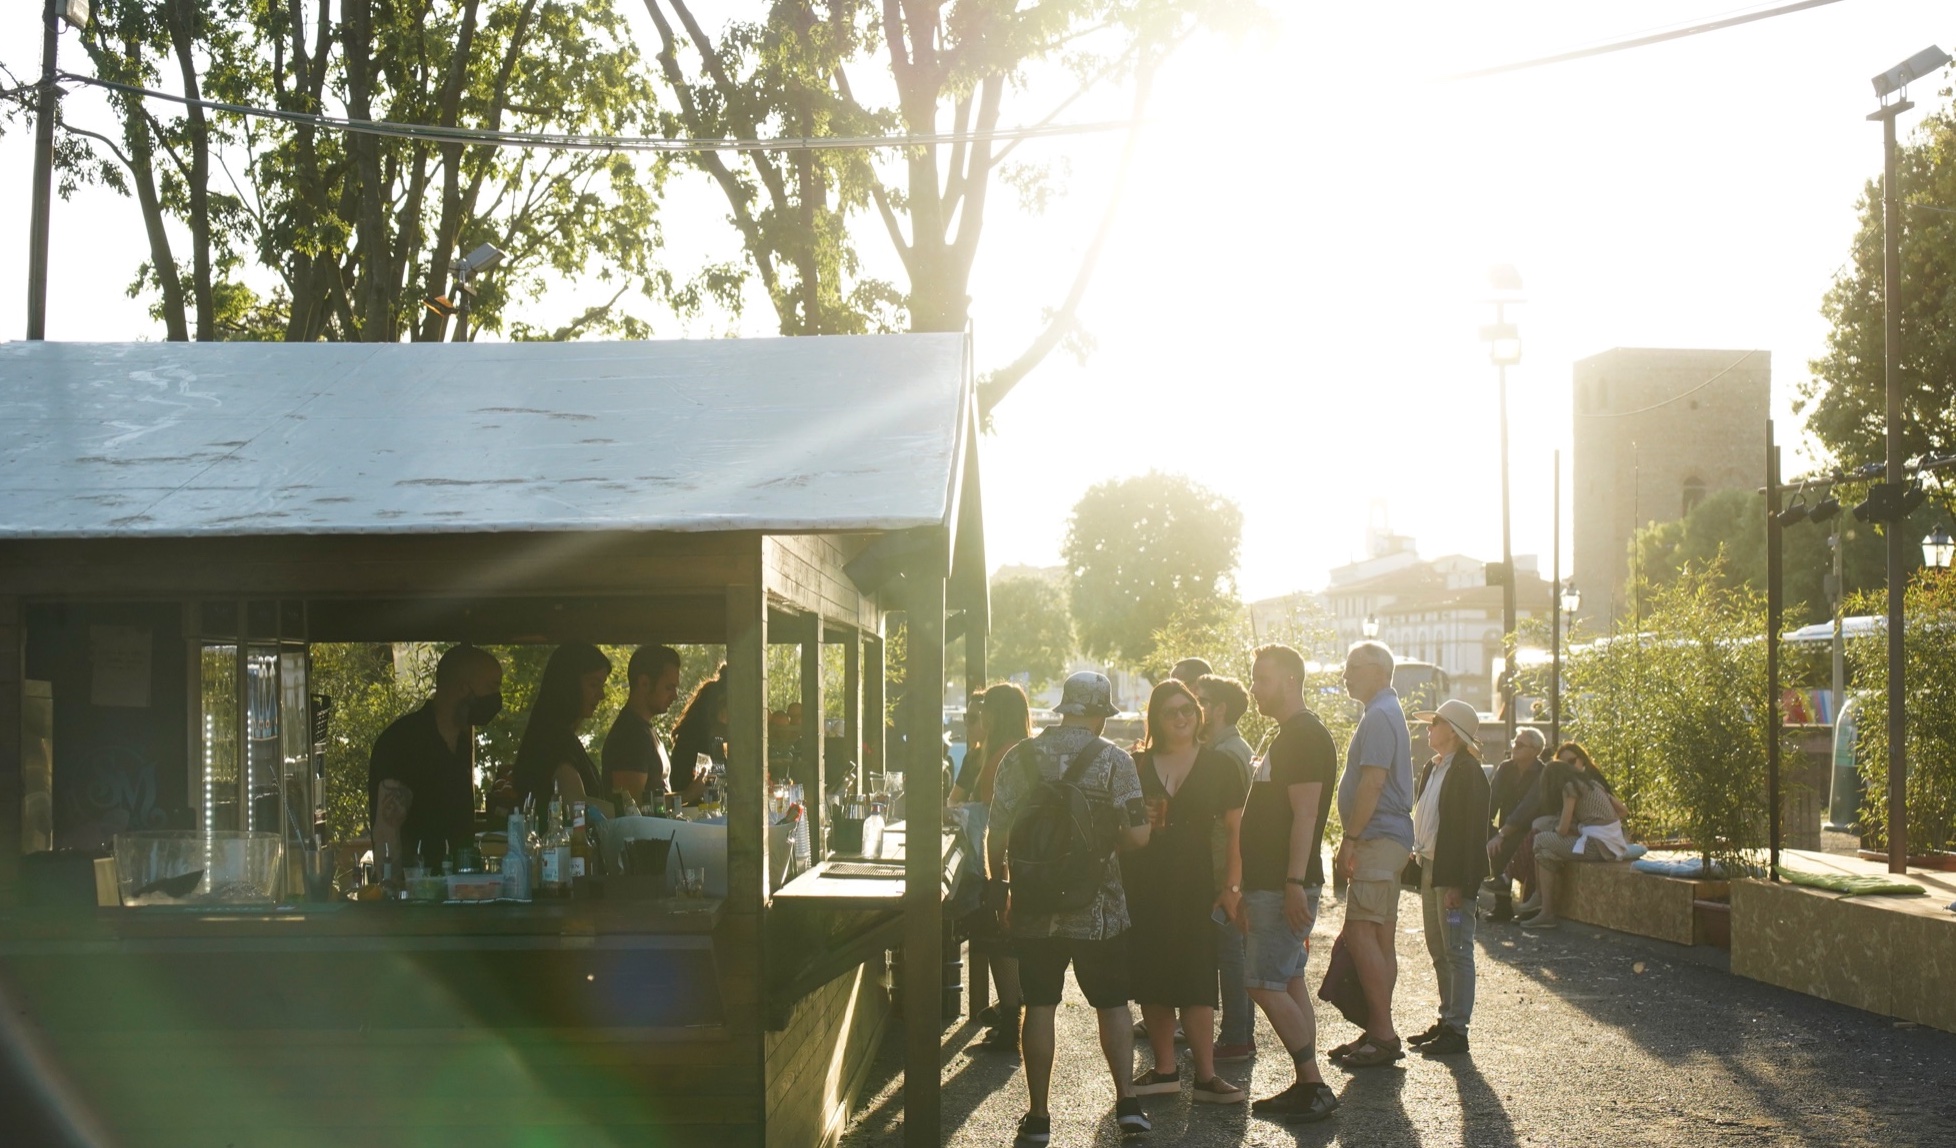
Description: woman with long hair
xmin=513 ymin=644 xmax=612 ymax=808
xmin=668 ymin=666 xmax=730 ymax=802
xmin=1125 ymin=679 xmax=1248 ymax=1105
xmin=965 ymin=683 xmax=1033 ymax=1053
xmin=1520 ymin=741 xmax=1631 ymax=930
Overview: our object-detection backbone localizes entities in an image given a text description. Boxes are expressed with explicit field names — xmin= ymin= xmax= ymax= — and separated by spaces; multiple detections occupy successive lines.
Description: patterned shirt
xmin=989 ymin=725 xmax=1146 ymax=941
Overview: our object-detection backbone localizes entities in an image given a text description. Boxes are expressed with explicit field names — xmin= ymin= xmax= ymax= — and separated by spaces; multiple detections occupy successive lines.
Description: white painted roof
xmin=0 ymin=335 xmax=969 ymax=538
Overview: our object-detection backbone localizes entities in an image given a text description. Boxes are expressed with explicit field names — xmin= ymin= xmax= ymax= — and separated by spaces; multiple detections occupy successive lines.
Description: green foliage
xmin=1804 ymin=101 xmax=1956 ymax=516
xmin=1064 ymin=471 xmax=1243 ymax=670
xmin=1553 ymin=563 xmax=1773 ymax=871
xmin=42 ymin=0 xmax=670 ymax=342
xmin=1846 ymin=572 xmax=1956 ymax=854
xmin=987 ymin=575 xmax=1074 ymax=689
xmin=1629 ymin=488 xmax=1939 ymax=627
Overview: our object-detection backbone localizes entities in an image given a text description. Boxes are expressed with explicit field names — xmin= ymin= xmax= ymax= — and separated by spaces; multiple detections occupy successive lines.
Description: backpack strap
xmin=1061 ymin=737 xmax=1107 ymax=785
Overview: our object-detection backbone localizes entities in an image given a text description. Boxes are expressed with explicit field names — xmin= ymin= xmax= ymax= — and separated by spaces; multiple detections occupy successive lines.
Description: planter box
xmin=1557 ymin=862 xmax=1701 ymax=946
xmin=1730 ymin=878 xmax=1956 ymax=1033
xmin=1856 ymin=849 xmax=1956 ymax=872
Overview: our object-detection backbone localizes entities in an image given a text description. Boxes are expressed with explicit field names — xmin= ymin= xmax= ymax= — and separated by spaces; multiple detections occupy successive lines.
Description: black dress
xmin=514 ymin=726 xmax=601 ymax=811
xmin=1126 ymin=746 xmax=1249 ymax=1008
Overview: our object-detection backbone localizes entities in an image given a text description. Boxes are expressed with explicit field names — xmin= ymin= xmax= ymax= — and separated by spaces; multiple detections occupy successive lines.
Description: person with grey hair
xmin=1484 ymin=727 xmax=1548 ymax=923
xmin=1329 ymin=640 xmax=1414 ymax=1069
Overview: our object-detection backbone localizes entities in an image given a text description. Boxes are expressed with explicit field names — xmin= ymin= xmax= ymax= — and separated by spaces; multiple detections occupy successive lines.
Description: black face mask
xmin=466 ymin=690 xmax=503 ymax=727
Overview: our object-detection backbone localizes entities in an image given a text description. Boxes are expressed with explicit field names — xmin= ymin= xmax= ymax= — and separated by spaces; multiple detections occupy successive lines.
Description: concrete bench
xmin=1731 ymin=877 xmax=1956 ymax=1033
xmin=1554 ymin=860 xmax=1707 ymax=946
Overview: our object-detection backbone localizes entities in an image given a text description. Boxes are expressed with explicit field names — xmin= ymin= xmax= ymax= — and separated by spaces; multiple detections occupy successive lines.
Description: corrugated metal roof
xmin=0 ymin=335 xmax=969 ymax=539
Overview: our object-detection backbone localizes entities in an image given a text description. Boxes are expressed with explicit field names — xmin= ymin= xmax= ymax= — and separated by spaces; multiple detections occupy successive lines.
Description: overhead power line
xmin=1576 ymin=350 xmax=1758 ymax=419
xmin=1445 ymin=0 xmax=1852 ymax=81
xmin=56 ymin=72 xmax=1134 ymax=153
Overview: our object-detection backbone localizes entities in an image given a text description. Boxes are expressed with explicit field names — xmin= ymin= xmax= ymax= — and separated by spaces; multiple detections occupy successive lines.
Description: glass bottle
xmin=569 ymin=801 xmax=591 ymax=883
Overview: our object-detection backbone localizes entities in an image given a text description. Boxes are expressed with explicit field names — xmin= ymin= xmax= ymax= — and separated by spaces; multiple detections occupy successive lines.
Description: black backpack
xmin=1006 ymin=736 xmax=1116 ymax=917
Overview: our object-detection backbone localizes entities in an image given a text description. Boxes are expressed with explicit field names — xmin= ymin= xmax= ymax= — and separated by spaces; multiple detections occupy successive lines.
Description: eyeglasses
xmin=1161 ymin=704 xmax=1198 ymax=721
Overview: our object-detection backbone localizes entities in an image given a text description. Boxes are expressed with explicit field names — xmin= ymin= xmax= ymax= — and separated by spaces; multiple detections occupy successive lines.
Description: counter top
xmin=0 ymin=898 xmax=723 ymax=949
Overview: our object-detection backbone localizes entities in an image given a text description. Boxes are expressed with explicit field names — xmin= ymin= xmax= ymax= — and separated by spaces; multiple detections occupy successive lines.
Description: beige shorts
xmin=1345 ymin=837 xmax=1410 ymax=927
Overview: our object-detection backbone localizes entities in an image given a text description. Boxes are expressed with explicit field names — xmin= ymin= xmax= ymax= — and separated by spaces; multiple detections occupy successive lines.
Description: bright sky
xmin=1 ymin=1 xmax=1950 ymax=601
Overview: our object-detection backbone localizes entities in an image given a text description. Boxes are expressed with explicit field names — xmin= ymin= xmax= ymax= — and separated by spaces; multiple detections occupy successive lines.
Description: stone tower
xmin=1571 ymin=347 xmax=1770 ymax=630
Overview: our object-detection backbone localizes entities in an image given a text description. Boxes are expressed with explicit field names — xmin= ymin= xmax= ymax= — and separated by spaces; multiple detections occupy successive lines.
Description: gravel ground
xmin=840 ymin=894 xmax=1956 ymax=1148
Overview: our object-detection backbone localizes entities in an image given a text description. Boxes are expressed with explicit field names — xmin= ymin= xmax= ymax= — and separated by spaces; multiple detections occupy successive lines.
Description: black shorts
xmin=1014 ymin=936 xmax=1131 ymax=1009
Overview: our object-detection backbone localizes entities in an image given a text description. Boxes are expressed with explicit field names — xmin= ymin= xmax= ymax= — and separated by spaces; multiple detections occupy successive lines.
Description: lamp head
xmin=1809 ymin=494 xmax=1841 ymax=523
xmin=1777 ymin=498 xmax=1810 ymax=527
xmin=1560 ymin=584 xmax=1581 ymax=614
xmin=456 ymin=243 xmax=507 ymax=277
xmin=1925 ymin=525 xmax=1955 ymax=571
xmin=1873 ymin=45 xmax=1949 ymax=101
xmin=60 ymin=0 xmax=89 ymax=29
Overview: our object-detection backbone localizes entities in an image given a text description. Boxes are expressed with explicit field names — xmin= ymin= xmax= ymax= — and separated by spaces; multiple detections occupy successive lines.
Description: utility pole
xmin=1871 ymin=91 xmax=1914 ymax=874
xmin=27 ymin=0 xmax=63 ymax=340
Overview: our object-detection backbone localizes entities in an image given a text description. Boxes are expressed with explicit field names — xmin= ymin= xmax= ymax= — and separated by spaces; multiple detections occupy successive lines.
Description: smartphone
xmin=1210 ymin=904 xmax=1231 ymax=927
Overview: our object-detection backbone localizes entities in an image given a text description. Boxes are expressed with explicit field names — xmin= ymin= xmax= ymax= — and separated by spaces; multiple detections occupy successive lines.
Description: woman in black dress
xmin=513 ymin=643 xmax=612 ymax=809
xmin=1127 ymin=679 xmax=1249 ymax=1105
xmin=668 ymin=666 xmax=730 ymax=803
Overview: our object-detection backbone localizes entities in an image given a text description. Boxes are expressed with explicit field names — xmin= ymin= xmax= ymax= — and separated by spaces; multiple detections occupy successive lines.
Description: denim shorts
xmin=1241 ymin=887 xmax=1320 ymax=991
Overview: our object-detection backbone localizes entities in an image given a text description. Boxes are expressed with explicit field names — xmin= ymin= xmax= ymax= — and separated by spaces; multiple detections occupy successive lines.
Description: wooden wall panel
xmin=0 ymin=595 xmax=19 ymax=903
xmin=763 ymin=958 xmax=891 ymax=1148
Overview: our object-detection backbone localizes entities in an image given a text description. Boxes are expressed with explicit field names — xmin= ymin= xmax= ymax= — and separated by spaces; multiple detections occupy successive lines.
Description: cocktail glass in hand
xmin=1145 ymin=795 xmax=1169 ymax=831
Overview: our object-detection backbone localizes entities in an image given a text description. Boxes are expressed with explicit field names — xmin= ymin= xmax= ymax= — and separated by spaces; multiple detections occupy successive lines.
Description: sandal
xmin=1338 ymin=1036 xmax=1404 ymax=1068
xmin=1327 ymin=1037 xmax=1366 ymax=1060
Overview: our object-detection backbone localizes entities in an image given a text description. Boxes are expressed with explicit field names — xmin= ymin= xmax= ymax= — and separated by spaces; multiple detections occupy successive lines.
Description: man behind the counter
xmin=369 ymin=645 xmax=504 ymax=876
xmin=602 ymin=645 xmax=684 ymax=803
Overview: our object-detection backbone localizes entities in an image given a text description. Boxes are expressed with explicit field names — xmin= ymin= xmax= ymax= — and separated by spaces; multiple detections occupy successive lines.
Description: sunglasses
xmin=1161 ymin=704 xmax=1198 ymax=721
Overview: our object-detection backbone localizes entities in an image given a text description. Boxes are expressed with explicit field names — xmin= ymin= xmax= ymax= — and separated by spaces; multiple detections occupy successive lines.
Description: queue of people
xmin=973 ymin=640 xmax=1635 ymax=1146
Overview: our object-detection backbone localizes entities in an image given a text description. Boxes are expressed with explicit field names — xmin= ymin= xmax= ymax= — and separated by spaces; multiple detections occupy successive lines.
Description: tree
xmin=1627 ymin=487 xmax=1941 ymax=626
xmin=27 ymin=0 xmax=672 ymax=341
xmin=987 ymin=574 xmax=1072 ymax=689
xmin=1803 ymin=99 xmax=1956 ymax=519
xmin=1063 ymin=470 xmax=1241 ymax=669
xmin=1847 ymin=571 xmax=1956 ymax=855
xmin=640 ymin=0 xmax=1260 ymax=408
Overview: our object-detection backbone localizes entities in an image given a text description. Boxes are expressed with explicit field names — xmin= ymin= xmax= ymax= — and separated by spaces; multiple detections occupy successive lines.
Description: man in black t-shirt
xmin=602 ymin=646 xmax=682 ymax=802
xmin=1238 ymin=643 xmax=1341 ymax=1124
xmin=369 ymin=645 xmax=504 ymax=876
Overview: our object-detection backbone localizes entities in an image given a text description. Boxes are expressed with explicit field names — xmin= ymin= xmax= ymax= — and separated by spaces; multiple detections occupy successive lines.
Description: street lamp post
xmin=1554 ymin=582 xmax=1579 ymax=750
xmin=26 ymin=0 xmax=91 ymax=340
xmin=1869 ymin=45 xmax=1948 ymax=873
xmin=1483 ymin=265 xmax=1523 ymax=755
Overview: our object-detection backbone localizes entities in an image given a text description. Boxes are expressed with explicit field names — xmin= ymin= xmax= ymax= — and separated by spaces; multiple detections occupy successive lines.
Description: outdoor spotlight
xmin=1897 ymin=483 xmax=1929 ymax=517
xmin=1872 ymin=45 xmax=1950 ymax=100
xmin=1487 ymin=264 xmax=1524 ymax=294
xmin=456 ymin=243 xmax=507 ymax=277
xmin=1925 ymin=525 xmax=1955 ymax=571
xmin=1809 ymin=494 xmax=1841 ymax=523
xmin=60 ymin=0 xmax=89 ymax=29
xmin=1777 ymin=498 xmax=1810 ymax=527
xmin=423 ymin=295 xmax=457 ymax=318
xmin=1853 ymin=482 xmax=1895 ymax=522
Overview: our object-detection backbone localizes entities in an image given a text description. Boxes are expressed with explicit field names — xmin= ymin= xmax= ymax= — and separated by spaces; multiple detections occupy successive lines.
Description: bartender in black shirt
xmin=602 ymin=645 xmax=682 ymax=802
xmin=368 ymin=645 xmax=504 ymax=874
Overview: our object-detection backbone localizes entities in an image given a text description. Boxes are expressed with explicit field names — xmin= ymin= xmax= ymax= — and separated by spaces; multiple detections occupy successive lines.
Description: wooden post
xmin=725 ymin=578 xmax=769 ymax=913
xmin=864 ymin=638 xmax=885 ymax=788
xmin=902 ymin=564 xmax=946 ymax=1148
xmin=842 ymin=631 xmax=862 ymax=801
xmin=0 ymin=595 xmax=21 ymax=904
xmin=801 ymin=616 xmax=824 ymax=865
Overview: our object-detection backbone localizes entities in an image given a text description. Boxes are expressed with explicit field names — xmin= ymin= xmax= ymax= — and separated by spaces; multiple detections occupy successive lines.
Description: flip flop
xmin=1338 ymin=1036 xmax=1404 ymax=1068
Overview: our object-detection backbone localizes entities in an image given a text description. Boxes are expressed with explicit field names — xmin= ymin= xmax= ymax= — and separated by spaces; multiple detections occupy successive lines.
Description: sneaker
xmin=1193 ymin=1076 xmax=1246 ymax=1104
xmin=1115 ymin=1097 xmax=1151 ymax=1135
xmin=1212 ymin=1041 xmax=1256 ymax=1063
xmin=1130 ymin=1068 xmax=1180 ymax=1096
xmin=1253 ymin=1081 xmax=1340 ymax=1123
xmin=1406 ymin=1021 xmax=1448 ymax=1047
xmin=1014 ymin=1112 xmax=1051 ymax=1147
xmin=977 ymin=1004 xmax=1005 ymax=1026
xmin=1422 ymin=1027 xmax=1469 ymax=1056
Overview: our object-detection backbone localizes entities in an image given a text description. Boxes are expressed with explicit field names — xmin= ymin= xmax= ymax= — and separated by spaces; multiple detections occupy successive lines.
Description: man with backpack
xmin=989 ymin=672 xmax=1153 ymax=1146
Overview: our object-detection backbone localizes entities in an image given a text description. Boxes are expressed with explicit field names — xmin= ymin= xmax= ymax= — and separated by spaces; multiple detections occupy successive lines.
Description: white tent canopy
xmin=0 ymin=335 xmax=969 ymax=539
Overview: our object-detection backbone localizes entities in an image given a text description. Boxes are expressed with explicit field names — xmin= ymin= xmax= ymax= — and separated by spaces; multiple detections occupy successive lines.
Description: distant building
xmin=1320 ymin=526 xmax=1552 ymax=711
xmin=1572 ymin=348 xmax=1770 ymax=631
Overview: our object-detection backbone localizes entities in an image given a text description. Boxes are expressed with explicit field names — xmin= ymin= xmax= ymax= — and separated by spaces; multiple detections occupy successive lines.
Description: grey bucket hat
xmin=1053 ymin=671 xmax=1119 ymax=718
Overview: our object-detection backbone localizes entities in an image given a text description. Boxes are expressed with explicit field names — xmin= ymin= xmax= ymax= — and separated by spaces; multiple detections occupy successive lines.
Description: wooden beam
xmin=863 ymin=639 xmax=885 ymax=786
xmin=801 ymin=617 xmax=824 ymax=865
xmin=842 ymin=634 xmax=862 ymax=799
xmin=0 ymin=595 xmax=20 ymax=904
xmin=902 ymin=562 xmax=946 ymax=1148
xmin=725 ymin=577 xmax=769 ymax=916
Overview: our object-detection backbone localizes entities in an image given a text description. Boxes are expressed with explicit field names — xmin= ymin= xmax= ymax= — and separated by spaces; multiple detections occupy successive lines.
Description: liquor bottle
xmin=569 ymin=801 xmax=591 ymax=883
xmin=539 ymin=792 xmax=570 ymax=899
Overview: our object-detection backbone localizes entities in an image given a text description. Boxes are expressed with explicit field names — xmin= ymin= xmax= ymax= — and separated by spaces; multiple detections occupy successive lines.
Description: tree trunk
xmin=162 ymin=0 xmax=216 ymax=340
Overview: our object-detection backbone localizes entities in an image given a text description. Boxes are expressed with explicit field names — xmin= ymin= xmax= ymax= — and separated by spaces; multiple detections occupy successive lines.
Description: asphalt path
xmin=840 ymin=894 xmax=1956 ymax=1147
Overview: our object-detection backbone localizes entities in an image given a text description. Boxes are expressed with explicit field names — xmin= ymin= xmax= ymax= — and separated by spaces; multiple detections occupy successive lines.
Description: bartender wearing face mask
xmin=368 ymin=644 xmax=505 ymax=874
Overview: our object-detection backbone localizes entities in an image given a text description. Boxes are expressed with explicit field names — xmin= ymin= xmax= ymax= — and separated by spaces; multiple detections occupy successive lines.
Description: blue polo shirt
xmin=1337 ymin=686 xmax=1415 ymax=848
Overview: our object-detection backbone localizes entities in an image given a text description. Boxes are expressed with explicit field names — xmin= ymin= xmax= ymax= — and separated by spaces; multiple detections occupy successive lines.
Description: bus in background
xmin=1393 ymin=659 xmax=1451 ymax=715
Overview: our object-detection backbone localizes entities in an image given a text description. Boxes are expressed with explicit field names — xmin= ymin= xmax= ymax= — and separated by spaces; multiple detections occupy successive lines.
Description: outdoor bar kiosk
xmin=0 ymin=335 xmax=987 ymax=1148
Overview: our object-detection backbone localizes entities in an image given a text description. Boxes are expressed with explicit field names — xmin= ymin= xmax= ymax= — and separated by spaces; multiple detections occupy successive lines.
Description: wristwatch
xmin=1226 ymin=884 xmax=1241 ymax=894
